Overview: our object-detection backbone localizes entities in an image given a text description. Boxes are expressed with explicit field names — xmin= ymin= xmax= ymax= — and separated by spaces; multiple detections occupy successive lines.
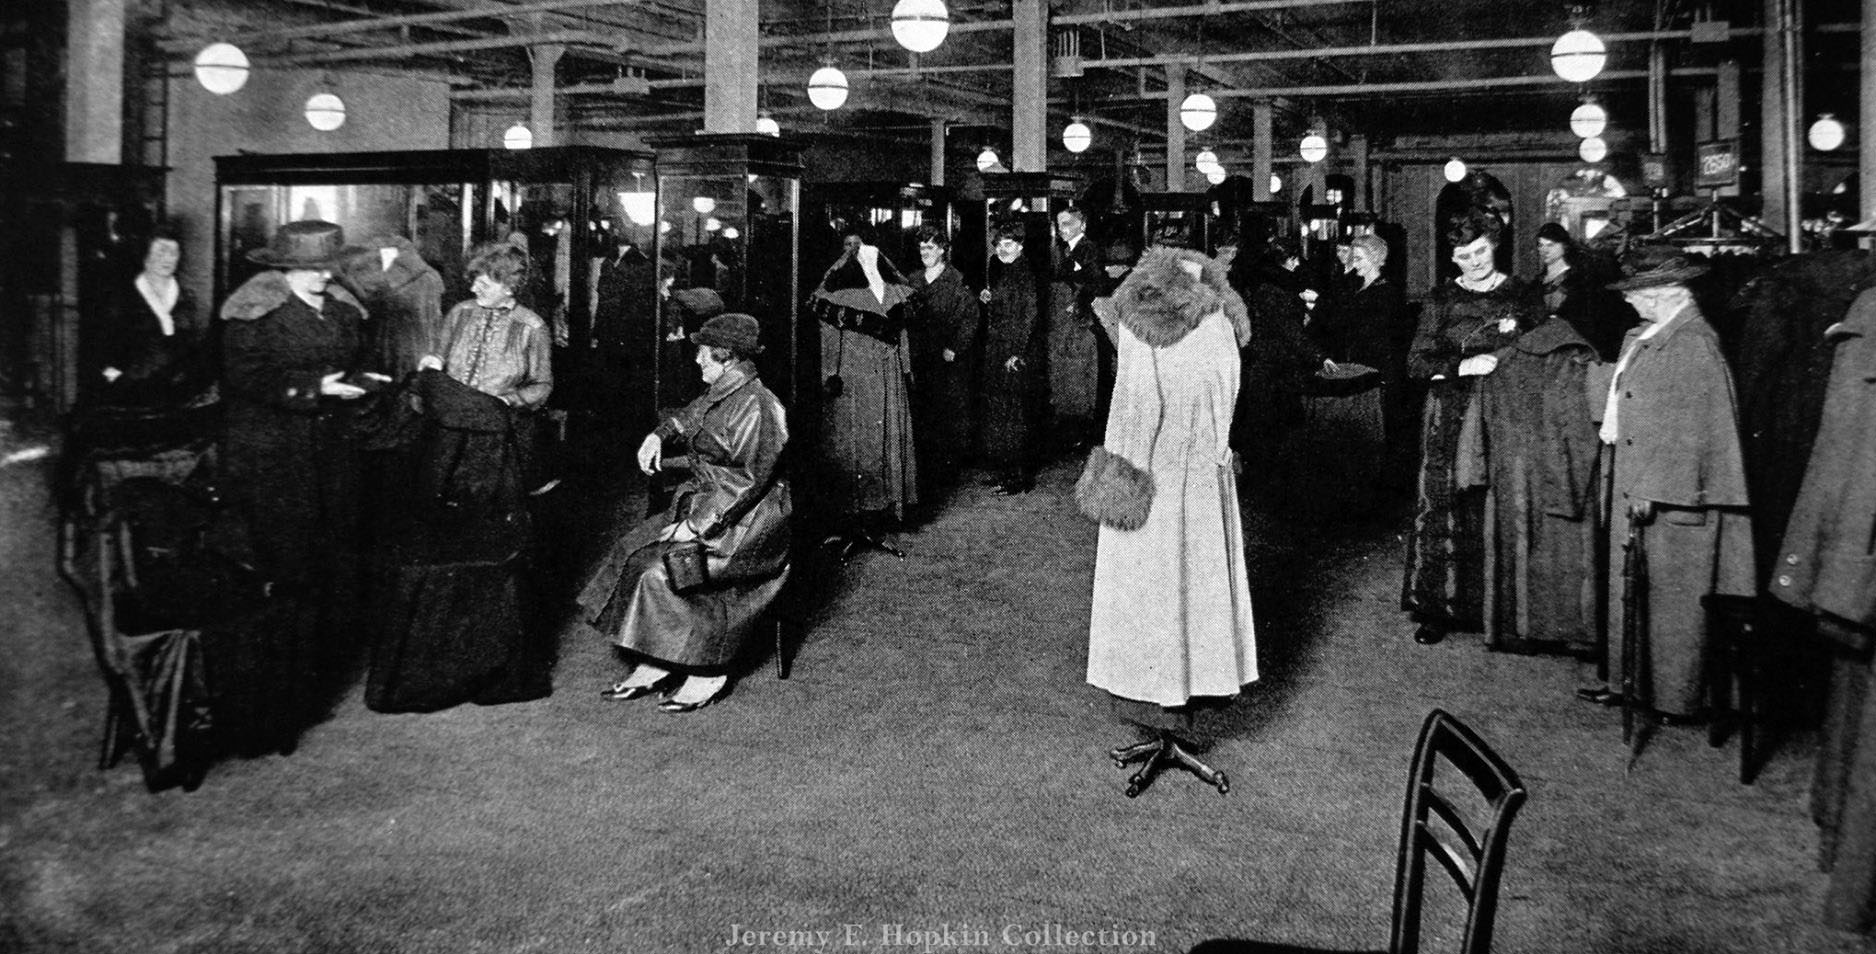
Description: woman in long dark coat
xmin=906 ymin=226 xmax=978 ymax=491
xmin=1401 ymin=209 xmax=1538 ymax=645
xmin=979 ymin=223 xmax=1042 ymax=494
xmin=579 ymin=313 xmax=791 ymax=712
xmin=366 ymin=241 xmax=554 ymax=713
xmin=218 ymin=220 xmax=382 ymax=754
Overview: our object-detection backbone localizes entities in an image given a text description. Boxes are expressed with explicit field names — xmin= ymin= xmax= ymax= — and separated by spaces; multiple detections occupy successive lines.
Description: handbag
xmin=662 ymin=539 xmax=710 ymax=594
xmin=1074 ymin=347 xmax=1165 ymax=531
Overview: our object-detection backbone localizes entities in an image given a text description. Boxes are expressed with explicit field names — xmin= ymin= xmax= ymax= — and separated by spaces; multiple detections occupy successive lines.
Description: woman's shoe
xmin=1413 ymin=624 xmax=1447 ymax=645
xmin=657 ymin=696 xmax=717 ymax=713
xmin=601 ymin=671 xmax=677 ymax=701
xmin=658 ymin=675 xmax=728 ymax=713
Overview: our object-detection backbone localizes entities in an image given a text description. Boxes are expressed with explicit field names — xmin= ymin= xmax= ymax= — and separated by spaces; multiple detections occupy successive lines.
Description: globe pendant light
xmin=1299 ymin=133 xmax=1328 ymax=164
xmin=1578 ymin=136 xmax=1608 ymax=163
xmin=1570 ymin=99 xmax=1607 ymax=138
xmin=193 ymin=43 xmax=250 ymax=95
xmin=692 ymin=195 xmax=717 ymax=215
xmin=1205 ymin=167 xmax=1226 ymax=185
xmin=1179 ymin=93 xmax=1217 ymax=132
xmin=1809 ymin=113 xmax=1847 ymax=152
xmin=1269 ymin=173 xmax=1283 ymax=195
xmin=1194 ymin=149 xmax=1220 ymax=175
xmin=503 ymin=123 xmax=533 ymax=150
xmin=1443 ymin=157 xmax=1468 ymax=183
xmin=1551 ymin=28 xmax=1606 ymax=84
xmin=619 ymin=172 xmax=656 ymax=227
xmin=976 ymin=147 xmax=1001 ymax=173
xmin=755 ymin=112 xmax=781 ymax=136
xmin=1062 ymin=119 xmax=1092 ymax=153
xmin=891 ymin=0 xmax=950 ymax=54
xmin=304 ymin=92 xmax=346 ymax=131
xmin=807 ymin=65 xmax=849 ymax=111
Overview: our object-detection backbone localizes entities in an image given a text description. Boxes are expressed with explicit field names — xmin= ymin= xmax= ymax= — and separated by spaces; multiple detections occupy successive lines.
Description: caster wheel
xmin=1111 ymin=758 xmax=1128 ymax=769
xmin=1124 ymin=784 xmax=1142 ymax=798
xmin=1214 ymin=773 xmax=1231 ymax=796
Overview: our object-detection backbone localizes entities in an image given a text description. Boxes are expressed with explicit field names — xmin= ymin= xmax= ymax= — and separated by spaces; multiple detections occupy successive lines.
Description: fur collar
xmin=1111 ymin=247 xmax=1251 ymax=348
xmin=220 ymin=271 xmax=364 ymax=321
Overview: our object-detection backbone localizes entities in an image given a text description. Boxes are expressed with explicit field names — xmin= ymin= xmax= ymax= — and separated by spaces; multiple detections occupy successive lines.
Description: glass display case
xmin=1140 ymin=192 xmax=1214 ymax=253
xmin=972 ymin=172 xmax=1080 ymax=289
xmin=214 ymin=147 xmax=660 ymax=432
xmin=802 ymin=181 xmax=958 ymax=287
xmin=651 ymin=134 xmax=804 ymax=413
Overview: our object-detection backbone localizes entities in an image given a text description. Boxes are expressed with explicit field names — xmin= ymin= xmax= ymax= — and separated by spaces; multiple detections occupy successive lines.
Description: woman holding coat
xmin=578 ymin=313 xmax=792 ymax=713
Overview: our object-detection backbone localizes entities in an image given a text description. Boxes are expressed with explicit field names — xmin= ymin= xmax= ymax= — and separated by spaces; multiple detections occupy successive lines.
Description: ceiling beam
xmin=1052 ymin=0 xmax=1371 ymax=26
xmin=157 ymin=0 xmax=646 ymax=53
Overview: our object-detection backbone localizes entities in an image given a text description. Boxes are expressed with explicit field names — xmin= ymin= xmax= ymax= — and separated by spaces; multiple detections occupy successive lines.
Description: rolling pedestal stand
xmin=1109 ymin=733 xmax=1230 ymax=797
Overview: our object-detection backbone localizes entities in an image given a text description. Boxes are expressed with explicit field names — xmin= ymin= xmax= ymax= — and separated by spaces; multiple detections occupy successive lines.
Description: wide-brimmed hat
xmin=1608 ymin=254 xmax=1709 ymax=292
xmin=246 ymin=220 xmax=367 ymax=269
xmin=690 ymin=312 xmax=763 ymax=355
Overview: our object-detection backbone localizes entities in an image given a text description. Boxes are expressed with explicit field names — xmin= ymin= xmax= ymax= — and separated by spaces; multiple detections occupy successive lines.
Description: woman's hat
xmin=1607 ymin=254 xmax=1708 ymax=292
xmin=691 ymin=312 xmax=763 ymax=355
xmin=246 ymin=220 xmax=367 ymax=269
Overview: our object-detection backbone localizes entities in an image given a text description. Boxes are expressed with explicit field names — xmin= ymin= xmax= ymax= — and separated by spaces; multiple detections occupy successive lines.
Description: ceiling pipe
xmin=1081 ymin=27 xmax=1793 ymax=70
xmin=1052 ymin=0 xmax=1369 ymax=26
xmin=1165 ymin=68 xmax=1719 ymax=99
xmin=157 ymin=0 xmax=657 ymax=53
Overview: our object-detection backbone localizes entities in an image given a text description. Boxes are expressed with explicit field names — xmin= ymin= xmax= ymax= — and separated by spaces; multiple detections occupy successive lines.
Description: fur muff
xmin=220 ymin=271 xmax=365 ymax=322
xmin=1109 ymin=246 xmax=1252 ymax=349
xmin=1075 ymin=445 xmax=1155 ymax=530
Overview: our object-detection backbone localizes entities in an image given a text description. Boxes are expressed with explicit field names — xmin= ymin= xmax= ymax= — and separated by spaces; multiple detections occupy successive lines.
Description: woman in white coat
xmin=1085 ymin=246 xmax=1257 ymax=795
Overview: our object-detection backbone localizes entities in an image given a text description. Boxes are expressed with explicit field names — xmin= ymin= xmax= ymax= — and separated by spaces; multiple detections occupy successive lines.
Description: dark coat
xmin=593 ymin=244 xmax=656 ymax=349
xmin=908 ymin=264 xmax=978 ymax=474
xmin=336 ymin=236 xmax=444 ymax=379
xmin=1460 ymin=318 xmax=1600 ymax=653
xmin=981 ymin=255 xmax=1042 ymax=466
xmin=1310 ymin=275 xmax=1402 ymax=373
xmin=578 ymin=361 xmax=792 ymax=669
xmin=85 ymin=279 xmax=214 ymax=408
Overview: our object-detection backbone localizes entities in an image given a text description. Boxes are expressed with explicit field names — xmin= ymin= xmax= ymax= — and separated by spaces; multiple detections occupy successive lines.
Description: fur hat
xmin=691 ymin=312 xmax=763 ymax=355
xmin=1107 ymin=246 xmax=1251 ymax=349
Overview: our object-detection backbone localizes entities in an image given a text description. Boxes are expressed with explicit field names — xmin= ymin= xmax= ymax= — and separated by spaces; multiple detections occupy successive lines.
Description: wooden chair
xmin=1190 ymin=709 xmax=1529 ymax=954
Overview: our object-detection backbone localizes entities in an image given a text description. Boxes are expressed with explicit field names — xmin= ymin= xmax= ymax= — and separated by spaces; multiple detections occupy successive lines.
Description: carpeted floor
xmin=2 ymin=409 xmax=1872 ymax=954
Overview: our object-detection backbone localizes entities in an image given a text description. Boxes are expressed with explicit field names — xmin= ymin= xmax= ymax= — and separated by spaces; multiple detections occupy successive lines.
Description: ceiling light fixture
xmin=1551 ymin=6 xmax=1607 ymax=84
xmin=503 ymin=122 xmax=532 ymax=150
xmin=1809 ymin=113 xmax=1847 ymax=151
xmin=807 ymin=65 xmax=849 ymax=111
xmin=1062 ymin=119 xmax=1092 ymax=153
xmin=1269 ymin=173 xmax=1283 ymax=195
xmin=1578 ymin=136 xmax=1608 ymax=163
xmin=891 ymin=0 xmax=950 ymax=54
xmin=1180 ymin=93 xmax=1217 ymax=132
xmin=755 ymin=111 xmax=781 ymax=136
xmin=304 ymin=88 xmax=345 ymax=132
xmin=1205 ymin=167 xmax=1226 ymax=185
xmin=692 ymin=195 xmax=717 ymax=215
xmin=1194 ymin=149 xmax=1221 ymax=175
xmin=193 ymin=42 xmax=250 ymax=95
xmin=1443 ymin=157 xmax=1468 ymax=182
xmin=1299 ymin=133 xmax=1328 ymax=164
xmin=619 ymin=172 xmax=656 ymax=227
xmin=976 ymin=147 xmax=1001 ymax=173
xmin=1570 ymin=97 xmax=1608 ymax=138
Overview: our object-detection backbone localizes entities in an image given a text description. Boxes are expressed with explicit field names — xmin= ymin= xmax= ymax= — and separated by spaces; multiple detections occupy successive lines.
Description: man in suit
xmin=1048 ymin=207 xmax=1102 ymax=438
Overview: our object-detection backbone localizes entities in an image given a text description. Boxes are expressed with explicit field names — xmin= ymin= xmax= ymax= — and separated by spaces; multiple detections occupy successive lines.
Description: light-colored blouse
xmin=435 ymin=300 xmax=553 ymax=409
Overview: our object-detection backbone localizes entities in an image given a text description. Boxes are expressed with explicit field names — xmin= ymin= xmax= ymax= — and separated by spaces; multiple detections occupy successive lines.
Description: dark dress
xmin=217 ymin=274 xmax=375 ymax=752
xmin=1236 ymin=265 xmax=1326 ymax=465
xmin=981 ymin=256 xmax=1042 ymax=475
xmin=907 ymin=264 xmax=979 ymax=485
xmin=1401 ymin=275 xmax=1537 ymax=632
xmin=578 ymin=361 xmax=792 ymax=670
xmin=365 ymin=302 xmax=555 ymax=714
xmin=84 ymin=279 xmax=215 ymax=410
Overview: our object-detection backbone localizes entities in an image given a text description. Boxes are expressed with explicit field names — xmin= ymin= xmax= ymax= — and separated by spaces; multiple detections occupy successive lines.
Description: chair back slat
xmin=1391 ymin=710 xmax=1528 ymax=954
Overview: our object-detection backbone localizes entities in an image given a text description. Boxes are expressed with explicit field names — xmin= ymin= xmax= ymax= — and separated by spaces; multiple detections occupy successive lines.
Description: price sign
xmin=1696 ymin=140 xmax=1740 ymax=188
xmin=1641 ymin=153 xmax=1671 ymax=190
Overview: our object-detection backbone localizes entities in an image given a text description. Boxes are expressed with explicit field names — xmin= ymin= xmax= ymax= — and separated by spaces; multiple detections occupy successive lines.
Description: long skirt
xmin=1401 ymin=382 xmax=1486 ymax=629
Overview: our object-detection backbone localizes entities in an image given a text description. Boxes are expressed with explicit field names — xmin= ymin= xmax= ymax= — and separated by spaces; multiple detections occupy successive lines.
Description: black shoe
xmin=1413 ymin=624 xmax=1447 ymax=645
xmin=1656 ymin=710 xmax=1709 ymax=728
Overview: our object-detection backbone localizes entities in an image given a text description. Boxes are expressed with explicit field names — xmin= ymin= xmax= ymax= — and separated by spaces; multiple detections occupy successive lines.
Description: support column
xmin=1011 ymin=0 xmax=1047 ymax=171
xmin=703 ymin=0 xmax=757 ymax=134
xmin=1164 ymin=70 xmax=1186 ymax=192
xmin=1718 ymin=59 xmax=1742 ymax=197
xmin=529 ymin=44 xmax=564 ymax=147
xmin=1350 ymin=134 xmax=1370 ymax=210
xmin=1761 ymin=0 xmax=1797 ymax=246
xmin=931 ymin=119 xmax=947 ymax=185
xmin=1648 ymin=39 xmax=1668 ymax=153
xmin=66 ymin=0 xmax=127 ymax=163
xmin=1252 ymin=101 xmax=1273 ymax=200
xmin=1862 ymin=0 xmax=1876 ymax=224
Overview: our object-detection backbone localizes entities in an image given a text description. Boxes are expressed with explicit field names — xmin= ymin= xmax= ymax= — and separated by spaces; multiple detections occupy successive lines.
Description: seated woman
xmin=577 ymin=313 xmax=792 ymax=713
xmin=364 ymin=241 xmax=554 ymax=713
